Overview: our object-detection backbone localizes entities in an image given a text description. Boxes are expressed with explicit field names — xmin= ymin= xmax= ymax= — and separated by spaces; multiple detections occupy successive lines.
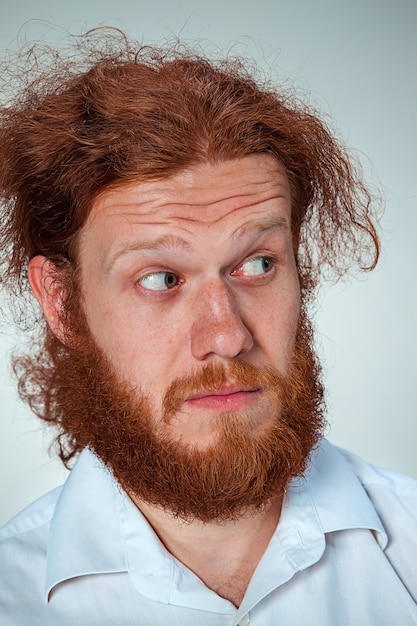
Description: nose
xmin=190 ymin=279 xmax=254 ymax=361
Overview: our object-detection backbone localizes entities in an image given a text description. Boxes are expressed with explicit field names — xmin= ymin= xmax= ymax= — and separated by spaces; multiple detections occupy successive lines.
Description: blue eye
xmin=139 ymin=271 xmax=179 ymax=291
xmin=240 ymin=256 xmax=273 ymax=276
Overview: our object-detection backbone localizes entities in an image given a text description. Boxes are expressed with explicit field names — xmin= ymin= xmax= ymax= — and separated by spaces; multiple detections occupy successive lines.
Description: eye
xmin=235 ymin=256 xmax=275 ymax=277
xmin=138 ymin=271 xmax=180 ymax=291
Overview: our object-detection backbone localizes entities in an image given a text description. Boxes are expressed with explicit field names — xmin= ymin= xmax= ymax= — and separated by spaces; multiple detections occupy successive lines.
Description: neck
xmin=132 ymin=495 xmax=283 ymax=608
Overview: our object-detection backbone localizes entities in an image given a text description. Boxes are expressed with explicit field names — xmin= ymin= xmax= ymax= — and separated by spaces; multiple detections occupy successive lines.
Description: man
xmin=0 ymin=30 xmax=416 ymax=625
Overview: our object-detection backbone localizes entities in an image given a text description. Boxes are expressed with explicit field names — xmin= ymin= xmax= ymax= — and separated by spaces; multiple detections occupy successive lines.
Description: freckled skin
xmin=189 ymin=277 xmax=254 ymax=359
xmin=78 ymin=154 xmax=300 ymax=447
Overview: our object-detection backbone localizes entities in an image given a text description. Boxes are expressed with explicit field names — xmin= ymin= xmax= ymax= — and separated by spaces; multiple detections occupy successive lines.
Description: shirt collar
xmin=45 ymin=449 xmax=127 ymax=600
xmin=236 ymin=440 xmax=387 ymax=620
xmin=45 ymin=439 xmax=387 ymax=604
xmin=46 ymin=448 xmax=233 ymax=612
xmin=298 ymin=439 xmax=387 ymax=547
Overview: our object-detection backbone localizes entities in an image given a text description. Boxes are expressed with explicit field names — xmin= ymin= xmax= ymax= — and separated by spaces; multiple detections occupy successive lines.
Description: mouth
xmin=184 ymin=386 xmax=262 ymax=411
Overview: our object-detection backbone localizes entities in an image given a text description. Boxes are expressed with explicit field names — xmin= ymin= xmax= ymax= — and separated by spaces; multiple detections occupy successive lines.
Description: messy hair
xmin=0 ymin=30 xmax=381 ymax=465
xmin=0 ymin=28 xmax=380 ymax=308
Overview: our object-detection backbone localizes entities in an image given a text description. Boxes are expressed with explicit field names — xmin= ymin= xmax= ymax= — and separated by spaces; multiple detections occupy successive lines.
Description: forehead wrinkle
xmin=102 ymin=203 xmax=291 ymax=273
xmin=164 ymin=190 xmax=290 ymax=230
xmin=97 ymin=176 xmax=287 ymax=216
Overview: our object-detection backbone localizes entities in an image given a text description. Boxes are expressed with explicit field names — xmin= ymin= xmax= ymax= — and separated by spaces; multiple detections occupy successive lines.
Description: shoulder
xmin=334 ymin=444 xmax=417 ymax=590
xmin=338 ymin=444 xmax=417 ymax=537
xmin=0 ymin=485 xmax=62 ymax=541
xmin=0 ymin=486 xmax=62 ymax=616
xmin=336 ymin=444 xmax=417 ymax=511
xmin=305 ymin=439 xmax=417 ymax=537
xmin=308 ymin=439 xmax=417 ymax=546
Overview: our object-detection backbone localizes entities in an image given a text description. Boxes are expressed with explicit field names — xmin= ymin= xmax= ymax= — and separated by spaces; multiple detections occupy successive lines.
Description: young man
xmin=0 ymin=31 xmax=416 ymax=625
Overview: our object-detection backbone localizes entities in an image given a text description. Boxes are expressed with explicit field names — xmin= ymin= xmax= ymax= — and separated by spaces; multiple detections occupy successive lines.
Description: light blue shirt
xmin=1 ymin=439 xmax=416 ymax=625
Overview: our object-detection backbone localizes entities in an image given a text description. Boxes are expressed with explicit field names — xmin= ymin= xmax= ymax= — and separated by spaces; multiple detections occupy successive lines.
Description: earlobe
xmin=28 ymin=255 xmax=68 ymax=341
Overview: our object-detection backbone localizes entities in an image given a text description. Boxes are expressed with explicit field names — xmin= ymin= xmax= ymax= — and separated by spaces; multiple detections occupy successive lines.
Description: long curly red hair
xmin=0 ymin=30 xmax=380 ymax=465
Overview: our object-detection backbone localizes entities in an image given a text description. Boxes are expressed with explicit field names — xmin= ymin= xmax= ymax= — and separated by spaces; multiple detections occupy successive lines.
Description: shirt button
xmin=238 ymin=615 xmax=250 ymax=626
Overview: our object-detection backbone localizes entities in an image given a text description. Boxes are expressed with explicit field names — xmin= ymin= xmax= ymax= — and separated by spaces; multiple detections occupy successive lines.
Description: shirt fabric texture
xmin=1 ymin=438 xmax=416 ymax=625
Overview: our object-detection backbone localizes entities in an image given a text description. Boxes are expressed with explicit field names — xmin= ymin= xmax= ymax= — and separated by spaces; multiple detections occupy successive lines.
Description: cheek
xmin=253 ymin=283 xmax=300 ymax=362
xmin=84 ymin=298 xmax=187 ymax=384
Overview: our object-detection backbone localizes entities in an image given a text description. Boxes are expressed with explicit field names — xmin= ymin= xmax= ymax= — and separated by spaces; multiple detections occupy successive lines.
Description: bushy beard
xmin=44 ymin=307 xmax=325 ymax=523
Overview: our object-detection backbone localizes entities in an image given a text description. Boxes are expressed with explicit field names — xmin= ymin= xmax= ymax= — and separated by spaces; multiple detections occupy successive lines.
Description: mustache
xmin=162 ymin=360 xmax=284 ymax=420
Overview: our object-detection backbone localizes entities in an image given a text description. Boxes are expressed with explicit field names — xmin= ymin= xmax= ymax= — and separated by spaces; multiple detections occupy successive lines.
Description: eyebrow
xmin=237 ymin=215 xmax=290 ymax=237
xmin=105 ymin=215 xmax=290 ymax=273
xmin=105 ymin=234 xmax=191 ymax=273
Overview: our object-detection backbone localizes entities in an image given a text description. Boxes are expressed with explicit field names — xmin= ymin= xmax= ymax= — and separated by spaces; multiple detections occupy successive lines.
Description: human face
xmin=78 ymin=154 xmax=300 ymax=448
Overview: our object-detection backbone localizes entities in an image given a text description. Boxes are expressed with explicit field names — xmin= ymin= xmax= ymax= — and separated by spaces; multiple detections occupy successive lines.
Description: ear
xmin=28 ymin=255 xmax=69 ymax=342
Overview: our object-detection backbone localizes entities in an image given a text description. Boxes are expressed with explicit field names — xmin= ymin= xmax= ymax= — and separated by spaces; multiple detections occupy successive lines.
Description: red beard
xmin=44 ymin=308 xmax=325 ymax=522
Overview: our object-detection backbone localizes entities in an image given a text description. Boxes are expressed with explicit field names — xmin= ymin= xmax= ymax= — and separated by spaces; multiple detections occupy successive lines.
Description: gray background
xmin=1 ymin=0 xmax=416 ymax=525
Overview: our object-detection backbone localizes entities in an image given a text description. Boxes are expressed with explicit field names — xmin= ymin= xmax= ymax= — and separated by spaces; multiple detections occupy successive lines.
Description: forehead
xmin=80 ymin=155 xmax=292 ymax=263
xmin=89 ymin=154 xmax=290 ymax=220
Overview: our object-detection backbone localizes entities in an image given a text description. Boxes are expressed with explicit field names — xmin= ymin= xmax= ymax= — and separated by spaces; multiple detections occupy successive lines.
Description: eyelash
xmin=232 ymin=254 xmax=277 ymax=279
xmin=136 ymin=271 xmax=183 ymax=292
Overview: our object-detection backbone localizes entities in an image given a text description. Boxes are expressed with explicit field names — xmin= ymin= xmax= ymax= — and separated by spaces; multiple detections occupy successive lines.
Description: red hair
xmin=0 ymin=30 xmax=380 ymax=466
xmin=0 ymin=29 xmax=380 ymax=306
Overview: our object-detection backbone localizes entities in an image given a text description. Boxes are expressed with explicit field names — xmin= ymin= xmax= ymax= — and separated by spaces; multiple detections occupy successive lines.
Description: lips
xmin=184 ymin=386 xmax=262 ymax=411
xmin=187 ymin=385 xmax=259 ymax=401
